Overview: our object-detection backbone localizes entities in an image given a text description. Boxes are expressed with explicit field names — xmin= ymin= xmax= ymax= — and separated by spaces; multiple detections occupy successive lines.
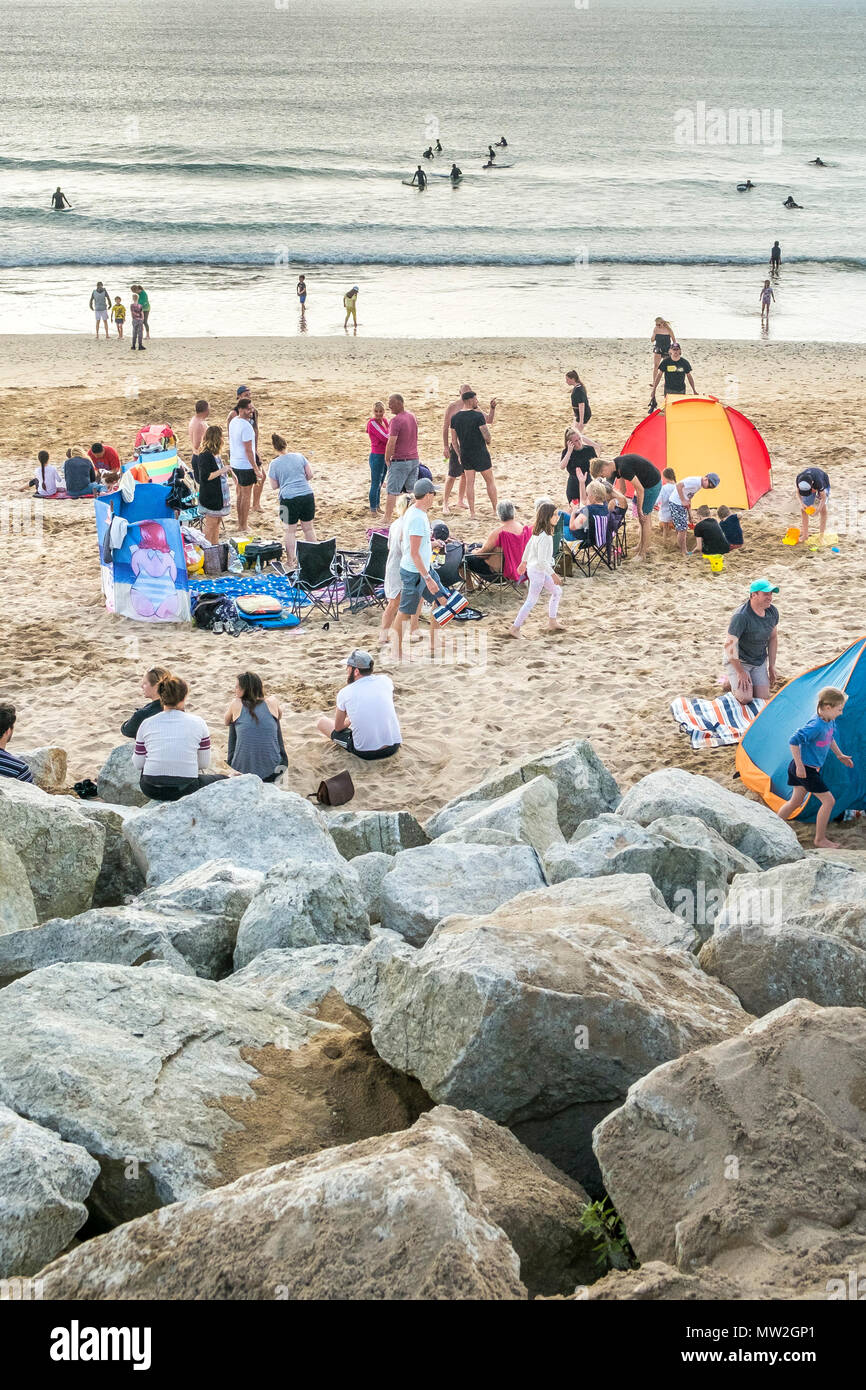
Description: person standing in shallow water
xmin=344 ymin=286 xmax=359 ymax=328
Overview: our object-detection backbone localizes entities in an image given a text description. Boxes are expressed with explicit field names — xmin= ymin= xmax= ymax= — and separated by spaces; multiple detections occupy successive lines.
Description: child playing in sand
xmin=718 ymin=504 xmax=744 ymax=549
xmin=776 ymin=687 xmax=853 ymax=848
xmin=508 ymin=498 xmax=564 ymax=638
xmin=658 ymin=467 xmax=677 ymax=543
xmin=111 ymin=297 xmax=126 ymax=338
xmin=691 ymin=505 xmax=731 ymax=557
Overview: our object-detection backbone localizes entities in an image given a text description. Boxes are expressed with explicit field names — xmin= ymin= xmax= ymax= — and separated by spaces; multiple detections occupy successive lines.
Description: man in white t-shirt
xmin=228 ymin=398 xmax=261 ymax=530
xmin=316 ymin=650 xmax=402 ymax=760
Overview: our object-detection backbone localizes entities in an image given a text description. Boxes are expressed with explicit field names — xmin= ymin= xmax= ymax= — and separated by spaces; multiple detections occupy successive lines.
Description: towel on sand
xmin=671 ymin=694 xmax=766 ymax=750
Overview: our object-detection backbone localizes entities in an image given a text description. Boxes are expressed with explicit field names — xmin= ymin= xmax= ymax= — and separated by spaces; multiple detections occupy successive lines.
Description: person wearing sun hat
xmin=795 ymin=465 xmax=830 ymax=544
xmin=316 ymin=649 xmax=402 ymax=761
xmin=723 ymin=577 xmax=780 ymax=704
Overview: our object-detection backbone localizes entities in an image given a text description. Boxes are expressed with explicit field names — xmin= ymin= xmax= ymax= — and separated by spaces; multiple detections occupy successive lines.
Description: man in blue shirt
xmin=776 ymin=686 xmax=853 ymax=848
xmin=0 ymin=704 xmax=34 ymax=782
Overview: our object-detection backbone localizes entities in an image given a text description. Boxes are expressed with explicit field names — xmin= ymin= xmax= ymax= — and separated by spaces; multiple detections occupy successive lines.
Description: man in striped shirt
xmin=0 ymin=703 xmax=34 ymax=782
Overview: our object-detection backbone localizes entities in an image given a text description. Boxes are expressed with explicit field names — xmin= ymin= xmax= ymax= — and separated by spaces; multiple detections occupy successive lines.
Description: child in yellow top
xmin=111 ymin=298 xmax=126 ymax=338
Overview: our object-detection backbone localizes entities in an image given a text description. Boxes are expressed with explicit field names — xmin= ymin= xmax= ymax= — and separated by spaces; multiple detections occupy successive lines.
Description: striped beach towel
xmin=671 ymin=694 xmax=766 ymax=750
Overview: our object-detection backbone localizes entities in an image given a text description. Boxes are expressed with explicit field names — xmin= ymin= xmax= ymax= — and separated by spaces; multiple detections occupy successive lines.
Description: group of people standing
xmin=89 ymin=281 xmax=150 ymax=346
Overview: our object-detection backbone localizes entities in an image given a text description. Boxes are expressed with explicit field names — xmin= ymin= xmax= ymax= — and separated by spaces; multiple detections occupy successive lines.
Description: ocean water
xmin=1 ymin=0 xmax=864 ymax=339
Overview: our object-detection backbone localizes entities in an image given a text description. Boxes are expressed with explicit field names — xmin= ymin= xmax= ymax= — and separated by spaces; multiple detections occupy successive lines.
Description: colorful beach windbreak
xmin=94 ymin=483 xmax=190 ymax=624
xmin=622 ymin=397 xmax=772 ymax=511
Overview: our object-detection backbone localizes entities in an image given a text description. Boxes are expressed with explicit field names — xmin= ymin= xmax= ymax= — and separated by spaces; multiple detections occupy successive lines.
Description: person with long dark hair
xmin=121 ymin=666 xmax=169 ymax=738
xmin=132 ymin=674 xmax=226 ymax=801
xmin=194 ymin=424 xmax=232 ymax=546
xmin=224 ymin=672 xmax=287 ymax=782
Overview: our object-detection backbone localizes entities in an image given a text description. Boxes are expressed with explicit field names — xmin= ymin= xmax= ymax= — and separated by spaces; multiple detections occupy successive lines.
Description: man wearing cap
xmin=651 ymin=343 xmax=697 ymax=404
xmin=724 ymin=578 xmax=780 ymax=704
xmin=383 ymin=393 xmax=420 ymax=525
xmin=228 ymin=387 xmax=264 ymax=523
xmin=228 ymin=395 xmax=262 ymax=531
xmin=795 ymin=466 xmax=830 ymax=544
xmin=316 ymin=650 xmax=402 ymax=761
xmin=392 ymin=478 xmax=446 ymax=656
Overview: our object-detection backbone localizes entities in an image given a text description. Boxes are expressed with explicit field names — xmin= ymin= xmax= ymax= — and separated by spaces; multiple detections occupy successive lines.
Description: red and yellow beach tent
xmin=621 ymin=396 xmax=772 ymax=509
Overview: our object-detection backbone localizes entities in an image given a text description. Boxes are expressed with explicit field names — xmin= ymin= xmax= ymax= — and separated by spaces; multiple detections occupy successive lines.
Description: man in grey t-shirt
xmin=723 ymin=578 xmax=779 ymax=703
xmin=89 ymin=281 xmax=112 ymax=339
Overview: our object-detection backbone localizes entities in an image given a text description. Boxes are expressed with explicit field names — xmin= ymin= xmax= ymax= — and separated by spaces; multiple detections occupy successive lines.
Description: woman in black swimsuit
xmin=560 ymin=427 xmax=598 ymax=506
xmin=650 ymin=317 xmax=675 ymax=395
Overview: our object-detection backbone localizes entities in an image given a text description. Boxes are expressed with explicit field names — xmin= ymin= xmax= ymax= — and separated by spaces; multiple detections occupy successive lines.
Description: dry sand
xmin=2 ymin=333 xmax=865 ymax=845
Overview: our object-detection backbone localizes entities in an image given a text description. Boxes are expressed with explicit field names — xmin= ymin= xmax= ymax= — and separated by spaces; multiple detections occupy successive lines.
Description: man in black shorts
xmin=449 ymin=390 xmax=496 ymax=519
xmin=442 ymin=383 xmax=496 ymax=515
xmin=316 ymin=650 xmax=403 ymax=761
xmin=590 ymin=453 xmax=662 ymax=560
xmin=652 ymin=343 xmax=696 ymax=405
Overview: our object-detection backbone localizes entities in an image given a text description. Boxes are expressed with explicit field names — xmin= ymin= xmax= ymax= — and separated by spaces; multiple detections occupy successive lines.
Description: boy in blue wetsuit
xmin=776 ymin=687 xmax=853 ymax=848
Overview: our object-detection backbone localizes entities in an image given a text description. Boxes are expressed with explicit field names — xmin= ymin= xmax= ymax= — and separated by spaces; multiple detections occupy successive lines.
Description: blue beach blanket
xmin=188 ymin=575 xmax=310 ymax=607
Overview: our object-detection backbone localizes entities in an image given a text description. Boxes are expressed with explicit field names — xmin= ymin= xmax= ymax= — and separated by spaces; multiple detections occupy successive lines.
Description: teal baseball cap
xmin=749 ymin=577 xmax=780 ymax=594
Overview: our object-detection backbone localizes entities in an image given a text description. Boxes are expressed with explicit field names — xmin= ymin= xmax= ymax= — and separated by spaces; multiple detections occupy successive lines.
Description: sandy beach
xmin=2 ymin=332 xmax=865 ymax=843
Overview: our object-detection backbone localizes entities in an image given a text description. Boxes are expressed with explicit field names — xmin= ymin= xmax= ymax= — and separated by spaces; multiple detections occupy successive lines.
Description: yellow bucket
xmin=706 ymin=553 xmax=725 ymax=574
xmin=782 ymin=527 xmax=800 ymax=545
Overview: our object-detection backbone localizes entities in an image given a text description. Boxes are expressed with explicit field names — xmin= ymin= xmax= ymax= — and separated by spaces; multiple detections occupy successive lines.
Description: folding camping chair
xmin=291 ymin=537 xmax=343 ymax=621
xmin=609 ymin=506 xmax=628 ymax=562
xmin=433 ymin=540 xmax=466 ymax=592
xmin=337 ymin=532 xmax=389 ymax=614
xmin=568 ymin=505 xmax=619 ymax=577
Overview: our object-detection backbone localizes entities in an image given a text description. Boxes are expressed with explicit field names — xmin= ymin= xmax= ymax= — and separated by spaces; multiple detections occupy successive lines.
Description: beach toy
xmin=782 ymin=527 xmax=800 ymax=545
xmin=804 ymin=505 xmax=816 ymax=515
xmin=704 ymin=553 xmax=725 ymax=574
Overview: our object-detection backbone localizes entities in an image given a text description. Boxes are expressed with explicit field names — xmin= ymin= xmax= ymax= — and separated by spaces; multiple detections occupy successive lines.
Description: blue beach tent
xmin=737 ymin=636 xmax=866 ymax=822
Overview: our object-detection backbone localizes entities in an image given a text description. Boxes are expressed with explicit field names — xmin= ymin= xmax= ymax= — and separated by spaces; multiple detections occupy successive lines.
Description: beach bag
xmin=193 ymin=593 xmax=237 ymax=631
xmin=242 ymin=540 xmax=283 ymax=569
xmin=432 ymin=589 xmax=469 ymax=627
xmin=555 ymin=548 xmax=573 ymax=578
xmin=203 ymin=542 xmax=229 ymax=576
xmin=308 ymin=771 xmax=355 ymax=807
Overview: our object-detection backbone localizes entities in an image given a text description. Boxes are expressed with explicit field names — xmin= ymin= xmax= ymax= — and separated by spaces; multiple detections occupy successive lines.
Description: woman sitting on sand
xmin=224 ymin=672 xmax=286 ymax=783
xmin=194 ymin=425 xmax=232 ymax=547
xmin=463 ymin=500 xmax=530 ymax=584
xmin=121 ymin=665 xmax=169 ymax=739
xmin=132 ymin=673 xmax=227 ymax=802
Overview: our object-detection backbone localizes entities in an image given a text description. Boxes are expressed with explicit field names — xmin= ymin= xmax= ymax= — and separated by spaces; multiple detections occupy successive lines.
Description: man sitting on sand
xmin=316 ymin=649 xmax=402 ymax=761
xmin=723 ymin=578 xmax=779 ymax=704
xmin=0 ymin=703 xmax=34 ymax=782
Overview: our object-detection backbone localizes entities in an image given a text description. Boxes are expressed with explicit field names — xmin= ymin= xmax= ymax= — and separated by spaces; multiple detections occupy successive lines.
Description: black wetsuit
xmin=51 ymin=191 xmax=70 ymax=210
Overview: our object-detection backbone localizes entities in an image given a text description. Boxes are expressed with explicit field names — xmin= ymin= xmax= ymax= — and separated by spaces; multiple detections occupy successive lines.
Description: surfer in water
xmin=51 ymin=186 xmax=72 ymax=210
xmin=411 ymin=165 xmax=428 ymax=189
xmin=808 ymin=157 xmax=826 ymax=166
xmin=495 ymin=136 xmax=508 ymax=147
xmin=783 ymin=195 xmax=803 ymax=208
xmin=738 ymin=179 xmax=754 ymax=190
xmin=423 ymin=146 xmax=434 ymax=160
xmin=435 ymin=139 xmax=442 ymax=153
xmin=450 ymin=163 xmax=462 ymax=182
xmin=487 ymin=144 xmax=496 ymax=161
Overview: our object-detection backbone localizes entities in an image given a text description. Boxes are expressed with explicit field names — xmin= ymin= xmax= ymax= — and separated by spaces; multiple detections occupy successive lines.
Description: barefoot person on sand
xmin=796 ymin=466 xmax=830 ymax=543
xmin=723 ymin=578 xmax=779 ymax=704
xmin=228 ymin=397 xmax=261 ymax=532
xmin=776 ymin=688 xmax=853 ymax=849
xmin=508 ymin=498 xmax=564 ymax=639
xmin=590 ymin=454 xmax=662 ymax=561
xmin=442 ymin=384 xmax=497 ymax=515
xmin=382 ymin=394 xmax=420 ymax=525
xmin=228 ymin=387 xmax=264 ymax=514
xmin=450 ymin=390 xmax=496 ymax=519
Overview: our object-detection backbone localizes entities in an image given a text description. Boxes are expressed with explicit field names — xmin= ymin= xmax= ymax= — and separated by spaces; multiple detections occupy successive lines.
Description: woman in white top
xmin=132 ymin=673 xmax=227 ymax=801
xmin=378 ymin=495 xmax=420 ymax=646
xmin=508 ymin=498 xmax=565 ymax=638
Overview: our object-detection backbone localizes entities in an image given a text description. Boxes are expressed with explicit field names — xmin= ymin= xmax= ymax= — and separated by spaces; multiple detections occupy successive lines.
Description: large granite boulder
xmin=425 ymin=738 xmax=621 ymax=841
xmin=0 ymin=1104 xmax=99 ymax=1278
xmin=17 ymin=746 xmax=67 ymax=792
xmin=0 ymin=911 xmax=196 ymax=988
xmin=76 ymin=802 xmax=145 ymax=907
xmin=0 ymin=837 xmax=37 ymax=935
xmin=436 ymin=776 xmax=564 ymax=856
xmin=227 ymin=944 xmax=367 ymax=1014
xmin=616 ymin=768 xmax=803 ymax=870
xmin=326 ymin=810 xmax=428 ymax=859
xmin=0 ymin=779 xmax=104 ymax=922
xmin=233 ymin=857 xmax=370 ymax=969
xmin=378 ymin=841 xmax=546 ymax=946
xmin=96 ymin=742 xmax=149 ymax=807
xmin=37 ymin=1108 xmax=598 ymax=1301
xmin=593 ymin=999 xmax=866 ymax=1291
xmin=544 ymin=812 xmax=758 ymax=940
xmin=351 ymin=851 xmax=393 ymax=924
xmin=123 ymin=777 xmax=342 ymax=886
xmin=343 ymin=885 xmax=749 ymax=1188
xmin=0 ymin=961 xmax=340 ymax=1225
xmin=698 ymin=858 xmax=866 ymax=1014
